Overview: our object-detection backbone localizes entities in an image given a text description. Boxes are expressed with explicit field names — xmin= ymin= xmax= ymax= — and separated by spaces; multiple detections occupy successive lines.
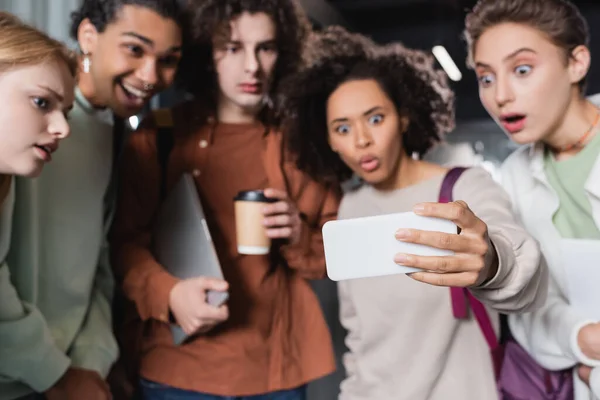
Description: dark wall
xmin=331 ymin=0 xmax=600 ymax=122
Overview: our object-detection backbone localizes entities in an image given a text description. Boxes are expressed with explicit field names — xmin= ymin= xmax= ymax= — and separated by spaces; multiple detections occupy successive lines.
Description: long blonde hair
xmin=0 ymin=11 xmax=78 ymax=77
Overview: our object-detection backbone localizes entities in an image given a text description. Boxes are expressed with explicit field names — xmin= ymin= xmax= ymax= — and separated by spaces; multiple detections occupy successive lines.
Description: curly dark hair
xmin=176 ymin=0 xmax=311 ymax=124
xmin=283 ymin=26 xmax=455 ymax=184
xmin=69 ymin=0 xmax=190 ymax=42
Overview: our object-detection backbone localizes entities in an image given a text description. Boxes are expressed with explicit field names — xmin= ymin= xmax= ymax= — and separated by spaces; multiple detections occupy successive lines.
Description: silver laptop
xmin=153 ymin=173 xmax=228 ymax=345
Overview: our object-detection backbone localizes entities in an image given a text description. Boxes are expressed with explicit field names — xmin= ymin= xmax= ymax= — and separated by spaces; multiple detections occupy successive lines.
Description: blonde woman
xmin=0 ymin=11 xmax=80 ymax=400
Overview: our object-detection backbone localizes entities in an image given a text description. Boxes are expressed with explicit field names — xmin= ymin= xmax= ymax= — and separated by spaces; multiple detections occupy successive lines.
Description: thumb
xmin=194 ymin=276 xmax=229 ymax=292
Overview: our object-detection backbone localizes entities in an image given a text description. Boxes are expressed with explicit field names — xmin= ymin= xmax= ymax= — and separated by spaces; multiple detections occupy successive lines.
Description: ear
xmin=77 ymin=18 xmax=99 ymax=55
xmin=399 ymin=115 xmax=410 ymax=134
xmin=568 ymin=45 xmax=591 ymax=86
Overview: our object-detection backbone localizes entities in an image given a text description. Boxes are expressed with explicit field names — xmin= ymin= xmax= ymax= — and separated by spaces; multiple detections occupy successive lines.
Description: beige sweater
xmin=337 ymin=167 xmax=547 ymax=400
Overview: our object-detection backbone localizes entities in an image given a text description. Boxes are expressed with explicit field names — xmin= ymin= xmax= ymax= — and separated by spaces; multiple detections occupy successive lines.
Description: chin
xmin=17 ymin=164 xmax=43 ymax=178
xmin=506 ymin=130 xmax=542 ymax=145
xmin=356 ymin=171 xmax=388 ymax=186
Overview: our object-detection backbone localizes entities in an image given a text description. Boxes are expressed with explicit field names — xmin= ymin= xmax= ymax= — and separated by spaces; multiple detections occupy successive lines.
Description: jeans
xmin=139 ymin=379 xmax=307 ymax=400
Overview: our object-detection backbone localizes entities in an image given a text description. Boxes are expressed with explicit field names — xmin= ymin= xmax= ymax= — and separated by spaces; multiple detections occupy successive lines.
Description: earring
xmin=143 ymin=83 xmax=155 ymax=91
xmin=82 ymin=52 xmax=91 ymax=73
xmin=411 ymin=151 xmax=420 ymax=160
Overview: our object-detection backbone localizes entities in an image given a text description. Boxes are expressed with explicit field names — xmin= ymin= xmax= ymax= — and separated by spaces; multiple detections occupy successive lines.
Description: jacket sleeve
xmin=500 ymin=158 xmax=599 ymax=370
xmin=280 ymin=182 xmax=340 ymax=280
xmin=509 ymin=270 xmax=599 ymax=370
xmin=454 ymin=167 xmax=548 ymax=313
xmin=110 ymin=115 xmax=179 ymax=324
xmin=0 ymin=185 xmax=70 ymax=392
xmin=591 ymin=368 xmax=600 ymax=398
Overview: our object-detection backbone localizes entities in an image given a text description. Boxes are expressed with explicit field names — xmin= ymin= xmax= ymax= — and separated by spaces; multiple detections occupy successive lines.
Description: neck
xmin=374 ymin=153 xmax=444 ymax=191
xmin=544 ymin=92 xmax=598 ymax=158
xmin=217 ymin=95 xmax=259 ymax=124
xmin=77 ymin=60 xmax=106 ymax=109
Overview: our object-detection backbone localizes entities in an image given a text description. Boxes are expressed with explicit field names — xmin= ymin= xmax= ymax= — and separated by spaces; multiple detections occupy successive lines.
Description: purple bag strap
xmin=439 ymin=167 xmax=500 ymax=352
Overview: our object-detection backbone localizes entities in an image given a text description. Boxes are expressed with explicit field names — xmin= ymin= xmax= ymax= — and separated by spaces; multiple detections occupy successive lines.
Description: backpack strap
xmin=153 ymin=108 xmax=175 ymax=202
xmin=439 ymin=167 xmax=500 ymax=352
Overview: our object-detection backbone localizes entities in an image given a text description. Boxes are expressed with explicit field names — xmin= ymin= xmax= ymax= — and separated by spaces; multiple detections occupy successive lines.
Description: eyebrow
xmin=225 ymin=38 xmax=277 ymax=46
xmin=330 ymin=106 xmax=384 ymax=125
xmin=121 ymin=31 xmax=182 ymax=52
xmin=475 ymin=47 xmax=537 ymax=68
xmin=38 ymin=85 xmax=64 ymax=102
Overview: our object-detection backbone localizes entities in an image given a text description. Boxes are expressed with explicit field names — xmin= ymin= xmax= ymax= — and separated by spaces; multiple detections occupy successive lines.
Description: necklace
xmin=557 ymin=110 xmax=600 ymax=152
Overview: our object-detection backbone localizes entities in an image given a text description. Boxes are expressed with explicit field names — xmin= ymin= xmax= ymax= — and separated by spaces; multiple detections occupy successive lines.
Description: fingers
xmin=408 ymin=271 xmax=479 ymax=287
xmin=266 ymin=226 xmax=293 ymax=239
xmin=578 ymin=365 xmax=592 ymax=385
xmin=394 ymin=253 xmax=484 ymax=274
xmin=413 ymin=201 xmax=486 ymax=233
xmin=263 ymin=188 xmax=287 ymax=201
xmin=262 ymin=200 xmax=290 ymax=216
xmin=181 ymin=305 xmax=229 ymax=335
xmin=263 ymin=213 xmax=293 ymax=227
xmin=192 ymin=276 xmax=228 ymax=292
xmin=395 ymin=228 xmax=488 ymax=255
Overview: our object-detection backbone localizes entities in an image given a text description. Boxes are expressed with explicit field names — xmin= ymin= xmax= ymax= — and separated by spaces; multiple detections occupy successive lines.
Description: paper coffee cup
xmin=234 ymin=190 xmax=277 ymax=255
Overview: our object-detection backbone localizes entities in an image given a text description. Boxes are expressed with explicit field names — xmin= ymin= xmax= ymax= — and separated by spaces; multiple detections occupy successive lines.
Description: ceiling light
xmin=432 ymin=45 xmax=462 ymax=82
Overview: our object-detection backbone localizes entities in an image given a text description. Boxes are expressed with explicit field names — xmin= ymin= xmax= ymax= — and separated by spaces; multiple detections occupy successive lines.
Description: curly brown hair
xmin=283 ymin=26 xmax=455 ymax=184
xmin=176 ymin=0 xmax=311 ymax=124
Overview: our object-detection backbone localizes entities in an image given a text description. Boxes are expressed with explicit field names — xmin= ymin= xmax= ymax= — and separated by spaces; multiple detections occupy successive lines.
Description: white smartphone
xmin=322 ymin=212 xmax=457 ymax=281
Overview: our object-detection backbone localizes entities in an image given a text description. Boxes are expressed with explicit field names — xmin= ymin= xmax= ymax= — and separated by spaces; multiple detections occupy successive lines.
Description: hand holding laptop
xmin=169 ymin=276 xmax=229 ymax=336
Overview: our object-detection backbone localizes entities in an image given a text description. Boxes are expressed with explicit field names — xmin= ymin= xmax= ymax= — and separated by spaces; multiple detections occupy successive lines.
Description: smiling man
xmin=0 ymin=1 xmax=188 ymax=399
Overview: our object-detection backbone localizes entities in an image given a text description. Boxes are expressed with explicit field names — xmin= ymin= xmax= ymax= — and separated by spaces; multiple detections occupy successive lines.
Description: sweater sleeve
xmin=453 ymin=167 xmax=548 ymax=313
xmin=280 ymin=183 xmax=340 ymax=280
xmin=0 ymin=182 xmax=70 ymax=392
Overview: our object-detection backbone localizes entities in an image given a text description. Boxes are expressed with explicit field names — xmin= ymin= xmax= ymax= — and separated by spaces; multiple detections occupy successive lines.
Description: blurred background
xmin=1 ymin=0 xmax=597 ymax=398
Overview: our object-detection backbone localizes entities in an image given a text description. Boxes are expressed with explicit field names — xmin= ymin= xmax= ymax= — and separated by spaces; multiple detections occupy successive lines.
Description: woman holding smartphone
xmin=465 ymin=0 xmax=600 ymax=398
xmin=282 ymin=26 xmax=546 ymax=400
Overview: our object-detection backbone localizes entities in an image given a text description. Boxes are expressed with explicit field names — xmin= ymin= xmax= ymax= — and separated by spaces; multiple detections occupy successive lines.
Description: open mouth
xmin=34 ymin=144 xmax=54 ymax=161
xmin=36 ymin=144 xmax=54 ymax=154
xmin=502 ymin=114 xmax=525 ymax=123
xmin=500 ymin=114 xmax=526 ymax=134
xmin=119 ymin=81 xmax=151 ymax=103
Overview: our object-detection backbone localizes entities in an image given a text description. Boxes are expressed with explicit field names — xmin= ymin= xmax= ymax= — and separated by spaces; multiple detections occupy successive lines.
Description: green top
xmin=544 ymin=131 xmax=600 ymax=239
xmin=0 ymin=87 xmax=118 ymax=399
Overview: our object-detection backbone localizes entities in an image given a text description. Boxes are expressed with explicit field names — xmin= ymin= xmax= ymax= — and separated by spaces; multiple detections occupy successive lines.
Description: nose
xmin=494 ymin=74 xmax=514 ymax=108
xmin=137 ymin=58 xmax=159 ymax=87
xmin=354 ymin=122 xmax=374 ymax=149
xmin=48 ymin=112 xmax=71 ymax=140
xmin=245 ymin=50 xmax=259 ymax=74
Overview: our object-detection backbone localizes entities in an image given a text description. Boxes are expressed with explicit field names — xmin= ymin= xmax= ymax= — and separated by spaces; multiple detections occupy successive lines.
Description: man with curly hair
xmin=1 ymin=1 xmax=188 ymax=399
xmin=110 ymin=1 xmax=337 ymax=399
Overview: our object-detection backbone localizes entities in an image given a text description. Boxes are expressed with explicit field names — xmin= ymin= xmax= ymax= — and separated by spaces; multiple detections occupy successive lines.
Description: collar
xmin=528 ymin=138 xmax=600 ymax=201
xmin=75 ymin=86 xmax=114 ymax=126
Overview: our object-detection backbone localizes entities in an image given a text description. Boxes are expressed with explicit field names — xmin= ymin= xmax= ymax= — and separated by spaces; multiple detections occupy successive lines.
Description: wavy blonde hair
xmin=0 ymin=11 xmax=78 ymax=77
